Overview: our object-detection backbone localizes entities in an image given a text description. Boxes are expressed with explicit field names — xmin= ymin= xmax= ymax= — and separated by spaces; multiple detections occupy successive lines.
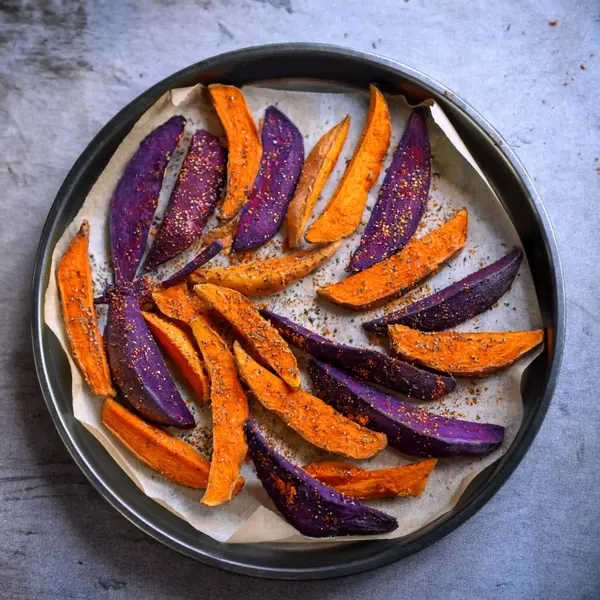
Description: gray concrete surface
xmin=1 ymin=0 xmax=599 ymax=598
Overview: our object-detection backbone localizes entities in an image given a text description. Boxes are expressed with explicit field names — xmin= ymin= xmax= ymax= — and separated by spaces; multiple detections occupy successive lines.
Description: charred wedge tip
xmin=244 ymin=418 xmax=398 ymax=538
xmin=307 ymin=359 xmax=505 ymax=458
xmin=159 ymin=240 xmax=224 ymax=289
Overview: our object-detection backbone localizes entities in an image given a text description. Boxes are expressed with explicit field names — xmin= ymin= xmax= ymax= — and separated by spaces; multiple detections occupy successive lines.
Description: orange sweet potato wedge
xmin=234 ymin=343 xmax=387 ymax=459
xmin=188 ymin=241 xmax=341 ymax=296
xmin=303 ymin=458 xmax=437 ymax=499
xmin=56 ymin=221 xmax=115 ymax=397
xmin=102 ymin=397 xmax=210 ymax=488
xmin=190 ymin=317 xmax=249 ymax=506
xmin=305 ymin=87 xmax=392 ymax=243
xmin=389 ymin=325 xmax=544 ymax=377
xmin=209 ymin=84 xmax=262 ymax=221
xmin=194 ymin=284 xmax=301 ymax=390
xmin=287 ymin=116 xmax=350 ymax=248
xmin=152 ymin=282 xmax=208 ymax=324
xmin=141 ymin=311 xmax=209 ymax=403
xmin=317 ymin=209 xmax=468 ymax=310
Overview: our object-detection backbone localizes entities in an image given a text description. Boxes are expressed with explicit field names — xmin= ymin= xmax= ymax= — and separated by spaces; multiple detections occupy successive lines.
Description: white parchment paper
xmin=44 ymin=84 xmax=542 ymax=544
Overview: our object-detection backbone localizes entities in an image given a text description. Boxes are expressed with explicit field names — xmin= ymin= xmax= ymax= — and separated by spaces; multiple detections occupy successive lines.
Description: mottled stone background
xmin=1 ymin=1 xmax=599 ymax=598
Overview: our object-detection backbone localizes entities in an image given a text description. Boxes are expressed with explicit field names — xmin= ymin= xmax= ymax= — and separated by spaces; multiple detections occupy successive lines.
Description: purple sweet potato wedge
xmin=244 ymin=418 xmax=398 ymax=537
xmin=232 ymin=107 xmax=304 ymax=252
xmin=106 ymin=289 xmax=195 ymax=428
xmin=160 ymin=241 xmax=223 ymax=289
xmin=348 ymin=109 xmax=431 ymax=273
xmin=364 ymin=249 xmax=523 ymax=334
xmin=110 ymin=115 xmax=186 ymax=285
xmin=144 ymin=130 xmax=226 ymax=270
xmin=260 ymin=310 xmax=455 ymax=401
xmin=308 ymin=359 xmax=504 ymax=457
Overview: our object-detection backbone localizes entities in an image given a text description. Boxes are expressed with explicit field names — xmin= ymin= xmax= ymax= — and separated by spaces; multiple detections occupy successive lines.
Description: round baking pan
xmin=31 ymin=43 xmax=565 ymax=580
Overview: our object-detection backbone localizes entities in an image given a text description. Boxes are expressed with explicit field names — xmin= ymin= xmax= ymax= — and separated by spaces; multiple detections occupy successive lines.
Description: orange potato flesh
xmin=287 ymin=116 xmax=350 ymax=248
xmin=152 ymin=282 xmax=208 ymax=324
xmin=303 ymin=458 xmax=437 ymax=499
xmin=209 ymin=84 xmax=262 ymax=221
xmin=142 ymin=311 xmax=209 ymax=403
xmin=317 ymin=209 xmax=468 ymax=310
xmin=194 ymin=283 xmax=301 ymax=390
xmin=190 ymin=317 xmax=249 ymax=506
xmin=305 ymin=86 xmax=392 ymax=243
xmin=188 ymin=241 xmax=340 ymax=296
xmin=234 ymin=343 xmax=387 ymax=460
xmin=56 ymin=220 xmax=115 ymax=397
xmin=389 ymin=325 xmax=544 ymax=377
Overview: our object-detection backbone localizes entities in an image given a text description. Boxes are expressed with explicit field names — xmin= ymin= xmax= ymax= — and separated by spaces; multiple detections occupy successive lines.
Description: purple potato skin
xmin=144 ymin=130 xmax=226 ymax=270
xmin=110 ymin=115 xmax=186 ymax=285
xmin=260 ymin=309 xmax=455 ymax=401
xmin=106 ymin=290 xmax=195 ymax=428
xmin=94 ymin=276 xmax=155 ymax=309
xmin=160 ymin=241 xmax=223 ymax=289
xmin=232 ymin=107 xmax=304 ymax=252
xmin=364 ymin=249 xmax=523 ymax=335
xmin=244 ymin=418 xmax=398 ymax=537
xmin=348 ymin=109 xmax=431 ymax=273
xmin=308 ymin=359 xmax=504 ymax=457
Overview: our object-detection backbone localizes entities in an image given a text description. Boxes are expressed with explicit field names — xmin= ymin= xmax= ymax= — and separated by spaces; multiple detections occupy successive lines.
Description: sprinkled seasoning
xmin=232 ymin=106 xmax=304 ymax=252
xmin=260 ymin=309 xmax=455 ymax=401
xmin=308 ymin=360 xmax=504 ymax=458
xmin=144 ymin=130 xmax=226 ymax=270
xmin=349 ymin=109 xmax=431 ymax=272
xmin=364 ymin=248 xmax=523 ymax=334
xmin=110 ymin=115 xmax=186 ymax=285
xmin=244 ymin=418 xmax=398 ymax=537
xmin=106 ymin=290 xmax=195 ymax=428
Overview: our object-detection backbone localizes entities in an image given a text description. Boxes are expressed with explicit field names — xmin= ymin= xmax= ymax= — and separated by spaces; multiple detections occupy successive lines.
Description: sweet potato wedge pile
xmin=389 ymin=325 xmax=544 ymax=377
xmin=54 ymin=84 xmax=536 ymax=538
xmin=303 ymin=458 xmax=437 ymax=499
xmin=194 ymin=284 xmax=301 ymax=390
xmin=318 ymin=209 xmax=468 ymax=310
xmin=188 ymin=241 xmax=340 ymax=296
xmin=306 ymin=86 xmax=392 ymax=243
xmin=234 ymin=344 xmax=387 ymax=460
